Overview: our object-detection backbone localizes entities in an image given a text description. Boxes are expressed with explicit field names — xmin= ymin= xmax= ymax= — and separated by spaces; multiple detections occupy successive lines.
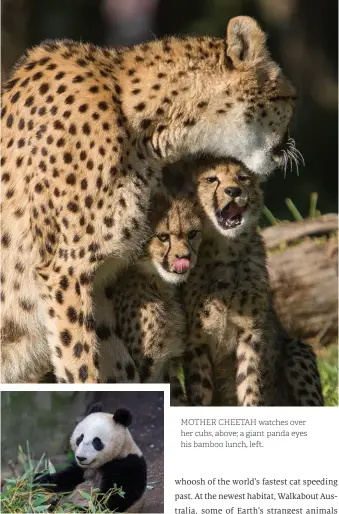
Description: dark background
xmin=1 ymin=0 xmax=337 ymax=220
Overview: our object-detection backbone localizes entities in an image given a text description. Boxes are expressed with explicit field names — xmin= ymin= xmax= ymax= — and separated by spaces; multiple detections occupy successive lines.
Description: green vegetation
xmin=263 ymin=193 xmax=321 ymax=227
xmin=0 ymin=444 xmax=123 ymax=513
xmin=318 ymin=344 xmax=338 ymax=407
xmin=262 ymin=195 xmax=338 ymax=406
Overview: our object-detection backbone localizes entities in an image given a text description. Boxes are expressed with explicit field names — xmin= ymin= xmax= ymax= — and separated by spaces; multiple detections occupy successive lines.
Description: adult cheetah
xmin=170 ymin=158 xmax=323 ymax=406
xmin=1 ymin=16 xmax=296 ymax=383
xmin=96 ymin=193 xmax=202 ymax=405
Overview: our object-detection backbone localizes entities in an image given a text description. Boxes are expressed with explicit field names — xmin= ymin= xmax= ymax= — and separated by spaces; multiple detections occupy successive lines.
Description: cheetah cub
xmin=95 ymin=194 xmax=202 ymax=402
xmin=180 ymin=158 xmax=267 ymax=406
xmin=180 ymin=158 xmax=323 ymax=406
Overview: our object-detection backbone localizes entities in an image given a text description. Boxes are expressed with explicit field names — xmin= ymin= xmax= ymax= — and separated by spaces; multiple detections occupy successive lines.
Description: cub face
xmin=196 ymin=159 xmax=263 ymax=239
xmin=143 ymin=196 xmax=203 ymax=284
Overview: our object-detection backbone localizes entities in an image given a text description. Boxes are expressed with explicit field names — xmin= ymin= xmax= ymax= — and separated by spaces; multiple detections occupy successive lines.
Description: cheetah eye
xmin=92 ymin=437 xmax=104 ymax=451
xmin=157 ymin=233 xmax=169 ymax=243
xmin=206 ymin=176 xmax=218 ymax=183
xmin=237 ymin=174 xmax=250 ymax=183
xmin=76 ymin=434 xmax=84 ymax=446
xmin=188 ymin=230 xmax=198 ymax=240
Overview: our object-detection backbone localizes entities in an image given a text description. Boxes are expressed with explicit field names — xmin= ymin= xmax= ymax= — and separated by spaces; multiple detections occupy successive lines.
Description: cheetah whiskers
xmin=286 ymin=138 xmax=305 ymax=177
xmin=282 ymin=147 xmax=296 ymax=177
xmin=287 ymin=138 xmax=305 ymax=166
xmin=286 ymin=147 xmax=298 ymax=176
xmin=281 ymin=149 xmax=288 ymax=178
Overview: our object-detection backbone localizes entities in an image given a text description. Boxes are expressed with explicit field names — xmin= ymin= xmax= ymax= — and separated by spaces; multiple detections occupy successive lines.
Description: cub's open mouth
xmin=216 ymin=202 xmax=246 ymax=230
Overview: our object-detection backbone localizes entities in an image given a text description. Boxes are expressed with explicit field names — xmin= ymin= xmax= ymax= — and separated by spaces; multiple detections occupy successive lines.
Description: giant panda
xmin=35 ymin=403 xmax=147 ymax=512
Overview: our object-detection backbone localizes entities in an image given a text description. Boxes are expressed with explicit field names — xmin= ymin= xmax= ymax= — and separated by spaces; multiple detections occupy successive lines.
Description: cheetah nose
xmin=77 ymin=456 xmax=87 ymax=463
xmin=225 ymin=187 xmax=241 ymax=198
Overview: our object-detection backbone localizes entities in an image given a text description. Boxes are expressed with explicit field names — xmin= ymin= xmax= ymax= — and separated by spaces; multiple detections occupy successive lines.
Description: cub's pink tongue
xmin=173 ymin=258 xmax=190 ymax=273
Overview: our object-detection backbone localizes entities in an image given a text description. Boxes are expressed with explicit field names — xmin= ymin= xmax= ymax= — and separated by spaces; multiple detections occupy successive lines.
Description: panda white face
xmin=70 ymin=412 xmax=127 ymax=469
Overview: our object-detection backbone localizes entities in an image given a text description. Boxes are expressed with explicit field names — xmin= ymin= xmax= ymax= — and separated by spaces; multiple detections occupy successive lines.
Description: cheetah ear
xmin=225 ymin=16 xmax=268 ymax=68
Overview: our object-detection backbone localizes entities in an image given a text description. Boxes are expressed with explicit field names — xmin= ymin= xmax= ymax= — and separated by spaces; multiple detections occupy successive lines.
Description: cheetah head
xmin=195 ymin=158 xmax=263 ymax=239
xmin=185 ymin=16 xmax=298 ymax=177
xmin=140 ymin=196 xmax=202 ymax=284
xmin=124 ymin=16 xmax=297 ymax=177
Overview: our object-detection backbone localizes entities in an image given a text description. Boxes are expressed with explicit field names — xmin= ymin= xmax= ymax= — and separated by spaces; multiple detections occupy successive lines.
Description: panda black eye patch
xmin=92 ymin=437 xmax=104 ymax=451
xmin=76 ymin=434 xmax=84 ymax=446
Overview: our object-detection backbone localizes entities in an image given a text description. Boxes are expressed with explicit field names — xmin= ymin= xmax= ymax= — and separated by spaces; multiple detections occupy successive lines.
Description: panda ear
xmin=87 ymin=402 xmax=103 ymax=415
xmin=113 ymin=408 xmax=132 ymax=427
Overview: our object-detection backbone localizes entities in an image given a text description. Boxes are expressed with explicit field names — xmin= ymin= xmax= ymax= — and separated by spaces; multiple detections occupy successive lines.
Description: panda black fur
xmin=35 ymin=403 xmax=147 ymax=512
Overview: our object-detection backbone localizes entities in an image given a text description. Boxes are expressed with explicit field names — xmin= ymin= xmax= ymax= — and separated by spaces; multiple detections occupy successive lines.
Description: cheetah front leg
xmin=182 ymin=335 xmax=214 ymax=406
xmin=227 ymin=282 xmax=269 ymax=406
xmin=44 ymin=268 xmax=99 ymax=383
xmin=234 ymin=324 xmax=265 ymax=406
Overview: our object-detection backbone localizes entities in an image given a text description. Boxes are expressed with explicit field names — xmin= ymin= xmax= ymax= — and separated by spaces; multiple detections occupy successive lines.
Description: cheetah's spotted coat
xmin=1 ymin=16 xmax=295 ymax=383
xmin=96 ymin=194 xmax=202 ymax=405
xmin=175 ymin=159 xmax=323 ymax=406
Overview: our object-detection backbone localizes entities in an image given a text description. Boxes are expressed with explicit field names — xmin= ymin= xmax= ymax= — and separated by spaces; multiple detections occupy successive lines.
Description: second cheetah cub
xmin=180 ymin=158 xmax=323 ymax=406
xmin=95 ymin=194 xmax=202 ymax=402
xmin=181 ymin=158 xmax=269 ymax=406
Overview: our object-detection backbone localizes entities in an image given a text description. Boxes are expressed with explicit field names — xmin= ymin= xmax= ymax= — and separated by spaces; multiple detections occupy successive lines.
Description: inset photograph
xmin=1 ymin=391 xmax=164 ymax=513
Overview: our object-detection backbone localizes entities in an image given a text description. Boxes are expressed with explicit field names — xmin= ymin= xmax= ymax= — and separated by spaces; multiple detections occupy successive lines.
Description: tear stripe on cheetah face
xmin=194 ymin=158 xmax=263 ymax=239
xmin=138 ymin=195 xmax=203 ymax=285
xmin=1 ymin=15 xmax=295 ymax=384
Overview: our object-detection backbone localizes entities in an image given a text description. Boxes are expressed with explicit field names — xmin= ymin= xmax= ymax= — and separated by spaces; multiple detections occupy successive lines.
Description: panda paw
xmin=33 ymin=472 xmax=54 ymax=489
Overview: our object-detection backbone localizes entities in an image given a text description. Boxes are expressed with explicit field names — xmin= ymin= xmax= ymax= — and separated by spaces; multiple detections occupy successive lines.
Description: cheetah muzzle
xmin=216 ymin=201 xmax=246 ymax=230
